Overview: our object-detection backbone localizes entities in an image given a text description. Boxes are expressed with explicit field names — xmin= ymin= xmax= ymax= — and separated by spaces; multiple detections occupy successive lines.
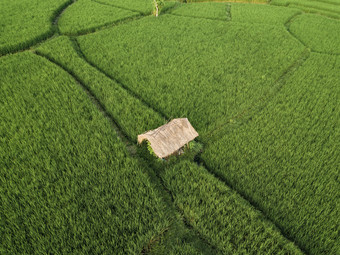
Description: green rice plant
xmin=92 ymin=0 xmax=155 ymax=14
xmin=184 ymin=0 xmax=269 ymax=3
xmin=202 ymin=53 xmax=340 ymax=255
xmin=161 ymin=161 xmax=304 ymax=254
xmin=231 ymin=3 xmax=301 ymax=25
xmin=36 ymin=36 xmax=165 ymax=141
xmin=170 ymin=2 xmax=231 ymax=20
xmin=0 ymin=52 xmax=169 ymax=254
xmin=58 ymin=0 xmax=140 ymax=35
xmin=288 ymin=4 xmax=340 ymax=19
xmin=289 ymin=14 xmax=340 ymax=54
xmin=77 ymin=14 xmax=305 ymax=141
xmin=0 ymin=0 xmax=72 ymax=56
xmin=271 ymin=0 xmax=340 ymax=17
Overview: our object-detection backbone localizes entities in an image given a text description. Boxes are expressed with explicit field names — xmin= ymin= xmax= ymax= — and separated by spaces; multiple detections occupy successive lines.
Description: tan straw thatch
xmin=138 ymin=118 xmax=199 ymax=158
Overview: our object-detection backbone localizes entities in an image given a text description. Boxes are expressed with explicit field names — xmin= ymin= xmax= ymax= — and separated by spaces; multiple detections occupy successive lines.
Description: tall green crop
xmin=202 ymin=53 xmax=340 ymax=254
xmin=36 ymin=36 xmax=165 ymax=141
xmin=0 ymin=0 xmax=72 ymax=55
xmin=77 ymin=13 xmax=305 ymax=140
xmin=0 ymin=52 xmax=169 ymax=254
xmin=58 ymin=0 xmax=139 ymax=35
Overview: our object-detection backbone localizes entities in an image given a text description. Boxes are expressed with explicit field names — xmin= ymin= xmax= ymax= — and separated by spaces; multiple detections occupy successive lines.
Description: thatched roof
xmin=138 ymin=118 xmax=199 ymax=159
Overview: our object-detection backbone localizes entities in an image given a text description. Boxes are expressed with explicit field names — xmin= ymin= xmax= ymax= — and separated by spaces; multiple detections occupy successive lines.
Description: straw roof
xmin=138 ymin=118 xmax=199 ymax=159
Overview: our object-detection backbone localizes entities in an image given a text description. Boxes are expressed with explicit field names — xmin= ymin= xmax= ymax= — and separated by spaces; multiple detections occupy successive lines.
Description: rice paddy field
xmin=1 ymin=0 xmax=339 ymax=254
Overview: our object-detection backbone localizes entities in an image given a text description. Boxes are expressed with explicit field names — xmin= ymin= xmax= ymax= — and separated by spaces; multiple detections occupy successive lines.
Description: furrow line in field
xmin=71 ymin=38 xmax=170 ymax=121
xmin=54 ymin=0 xmax=77 ymax=29
xmin=34 ymin=51 xmax=131 ymax=145
xmin=227 ymin=2 xmax=232 ymax=20
xmin=0 ymin=0 xmax=75 ymax=58
xmin=205 ymin=48 xmax=310 ymax=143
xmin=196 ymin=158 xmax=308 ymax=255
xmin=284 ymin=11 xmax=308 ymax=48
xmin=139 ymin=159 xmax=220 ymax=254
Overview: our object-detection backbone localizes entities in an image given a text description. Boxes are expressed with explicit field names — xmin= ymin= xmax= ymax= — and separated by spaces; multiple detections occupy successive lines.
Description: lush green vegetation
xmin=202 ymin=53 xmax=340 ymax=254
xmin=170 ymin=2 xmax=230 ymax=20
xmin=271 ymin=0 xmax=340 ymax=19
xmin=1 ymin=0 xmax=339 ymax=254
xmin=231 ymin=3 xmax=300 ymax=24
xmin=93 ymin=0 xmax=156 ymax=14
xmin=289 ymin=14 xmax=340 ymax=54
xmin=0 ymin=52 xmax=172 ymax=253
xmin=35 ymin=36 xmax=165 ymax=141
xmin=0 ymin=0 xmax=71 ymax=55
xmin=77 ymin=14 xmax=304 ymax=139
xmin=161 ymin=161 xmax=303 ymax=254
xmin=58 ymin=0 xmax=139 ymax=35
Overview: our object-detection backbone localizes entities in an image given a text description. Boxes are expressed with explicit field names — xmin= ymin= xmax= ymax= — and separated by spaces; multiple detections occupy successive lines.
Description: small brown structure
xmin=138 ymin=118 xmax=199 ymax=159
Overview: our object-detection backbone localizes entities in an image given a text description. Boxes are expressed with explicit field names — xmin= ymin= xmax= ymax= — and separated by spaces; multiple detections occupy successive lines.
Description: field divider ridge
xmin=204 ymin=48 xmax=311 ymax=143
xmin=284 ymin=12 xmax=340 ymax=55
xmin=33 ymin=51 xmax=132 ymax=144
xmin=194 ymin=157 xmax=308 ymax=254
xmin=71 ymin=37 xmax=170 ymax=121
xmin=0 ymin=0 xmax=76 ymax=58
xmin=283 ymin=11 xmax=309 ymax=49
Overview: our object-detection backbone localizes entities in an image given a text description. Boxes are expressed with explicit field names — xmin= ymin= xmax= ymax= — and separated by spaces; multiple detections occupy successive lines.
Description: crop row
xmin=0 ymin=0 xmax=72 ymax=56
xmin=202 ymin=53 xmax=340 ymax=254
xmin=160 ymin=161 xmax=303 ymax=254
xmin=35 ymin=36 xmax=165 ymax=141
xmin=77 ymin=13 xmax=305 ymax=140
xmin=0 ymin=52 xmax=169 ymax=254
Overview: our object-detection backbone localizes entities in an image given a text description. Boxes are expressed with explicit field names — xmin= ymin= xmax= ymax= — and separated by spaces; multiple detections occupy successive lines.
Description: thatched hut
xmin=138 ymin=118 xmax=199 ymax=159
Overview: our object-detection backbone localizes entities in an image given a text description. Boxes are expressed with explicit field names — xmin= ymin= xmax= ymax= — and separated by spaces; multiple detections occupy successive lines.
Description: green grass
xmin=161 ymin=161 xmax=303 ymax=254
xmin=231 ymin=3 xmax=300 ymax=24
xmin=202 ymin=53 xmax=340 ymax=254
xmin=0 ymin=0 xmax=71 ymax=56
xmin=77 ymin=14 xmax=305 ymax=140
xmin=289 ymin=14 xmax=340 ymax=54
xmin=0 ymin=52 xmax=169 ymax=254
xmin=170 ymin=2 xmax=231 ymax=20
xmin=58 ymin=0 xmax=139 ymax=35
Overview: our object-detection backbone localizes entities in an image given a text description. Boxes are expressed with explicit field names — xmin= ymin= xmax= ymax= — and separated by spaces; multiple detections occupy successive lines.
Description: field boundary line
xmin=205 ymin=48 xmax=311 ymax=142
xmin=34 ymin=51 xmax=131 ymax=144
xmin=284 ymin=12 xmax=340 ymax=55
xmin=71 ymin=38 xmax=170 ymax=121
xmin=284 ymin=12 xmax=309 ymax=49
xmin=0 ymin=0 xmax=75 ymax=58
xmin=196 ymin=158 xmax=308 ymax=254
